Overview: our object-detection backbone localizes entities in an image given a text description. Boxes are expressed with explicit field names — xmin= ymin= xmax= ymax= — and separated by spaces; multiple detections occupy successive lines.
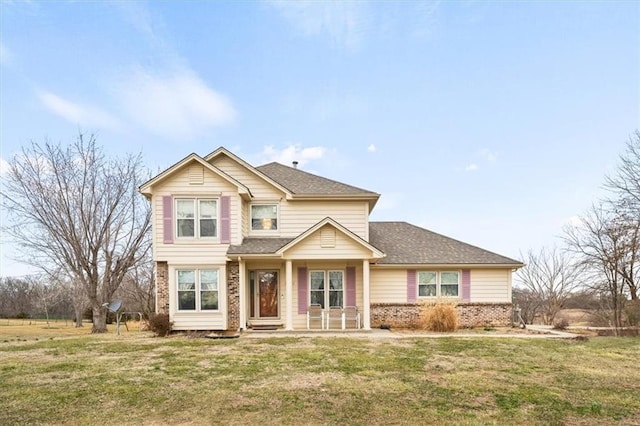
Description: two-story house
xmin=139 ymin=147 xmax=523 ymax=331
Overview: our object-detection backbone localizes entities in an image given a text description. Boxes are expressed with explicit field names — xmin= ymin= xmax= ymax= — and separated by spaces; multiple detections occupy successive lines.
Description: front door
xmin=257 ymin=271 xmax=278 ymax=318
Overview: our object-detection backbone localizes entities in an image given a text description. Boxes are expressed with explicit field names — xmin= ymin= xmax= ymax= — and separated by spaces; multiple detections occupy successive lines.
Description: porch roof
xmin=227 ymin=238 xmax=295 ymax=255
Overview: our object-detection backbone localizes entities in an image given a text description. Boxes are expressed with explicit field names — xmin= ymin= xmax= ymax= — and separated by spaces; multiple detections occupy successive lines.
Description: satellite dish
xmin=106 ymin=300 xmax=122 ymax=313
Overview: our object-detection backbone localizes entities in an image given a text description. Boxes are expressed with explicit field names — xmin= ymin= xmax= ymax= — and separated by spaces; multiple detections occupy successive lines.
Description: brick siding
xmin=371 ymin=302 xmax=512 ymax=329
xmin=226 ymin=261 xmax=240 ymax=331
xmin=156 ymin=261 xmax=169 ymax=314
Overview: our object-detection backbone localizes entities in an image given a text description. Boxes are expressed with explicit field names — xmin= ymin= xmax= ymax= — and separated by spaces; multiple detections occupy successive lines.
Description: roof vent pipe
xmin=292 ymin=161 xmax=298 ymax=169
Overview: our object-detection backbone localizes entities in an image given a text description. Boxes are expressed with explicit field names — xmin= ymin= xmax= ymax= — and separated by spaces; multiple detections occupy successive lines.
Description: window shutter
xmin=220 ymin=195 xmax=231 ymax=244
xmin=462 ymin=269 xmax=471 ymax=302
xmin=297 ymin=267 xmax=308 ymax=314
xmin=346 ymin=266 xmax=356 ymax=306
xmin=162 ymin=195 xmax=173 ymax=244
xmin=407 ymin=269 xmax=416 ymax=303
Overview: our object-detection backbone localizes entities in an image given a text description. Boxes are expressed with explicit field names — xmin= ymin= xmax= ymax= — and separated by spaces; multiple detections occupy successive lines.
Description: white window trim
xmin=176 ymin=268 xmax=221 ymax=312
xmin=175 ymin=198 xmax=219 ymax=240
xmin=417 ymin=270 xmax=460 ymax=299
xmin=249 ymin=203 xmax=279 ymax=232
xmin=309 ymin=269 xmax=345 ymax=309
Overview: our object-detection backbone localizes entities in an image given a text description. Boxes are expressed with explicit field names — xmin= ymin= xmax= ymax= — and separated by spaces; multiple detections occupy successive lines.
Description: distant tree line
xmin=515 ymin=131 xmax=640 ymax=332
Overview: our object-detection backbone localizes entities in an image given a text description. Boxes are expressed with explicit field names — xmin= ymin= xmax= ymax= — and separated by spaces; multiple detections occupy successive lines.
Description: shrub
xmin=553 ymin=319 xmax=569 ymax=330
xmin=419 ymin=302 xmax=458 ymax=332
xmin=147 ymin=313 xmax=173 ymax=337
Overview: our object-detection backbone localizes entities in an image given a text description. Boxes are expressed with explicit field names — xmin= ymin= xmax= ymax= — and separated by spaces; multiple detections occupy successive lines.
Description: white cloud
xmin=261 ymin=144 xmax=327 ymax=167
xmin=267 ymin=0 xmax=370 ymax=50
xmin=480 ymin=148 xmax=498 ymax=163
xmin=115 ymin=68 xmax=236 ymax=140
xmin=38 ymin=91 xmax=120 ymax=129
xmin=465 ymin=163 xmax=479 ymax=172
xmin=367 ymin=144 xmax=376 ymax=153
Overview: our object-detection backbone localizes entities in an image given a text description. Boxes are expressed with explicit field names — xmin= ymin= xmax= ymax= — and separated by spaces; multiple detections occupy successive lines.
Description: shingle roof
xmin=256 ymin=162 xmax=379 ymax=196
xmin=227 ymin=238 xmax=295 ymax=255
xmin=369 ymin=222 xmax=522 ymax=265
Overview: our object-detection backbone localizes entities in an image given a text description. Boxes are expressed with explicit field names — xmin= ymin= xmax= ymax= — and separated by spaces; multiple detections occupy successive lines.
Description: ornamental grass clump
xmin=420 ymin=301 xmax=459 ymax=332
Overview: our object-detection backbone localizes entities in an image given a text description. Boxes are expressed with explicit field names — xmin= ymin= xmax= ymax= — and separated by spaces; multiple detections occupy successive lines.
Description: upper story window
xmin=251 ymin=204 xmax=278 ymax=231
xmin=418 ymin=271 xmax=459 ymax=298
xmin=176 ymin=198 xmax=217 ymax=238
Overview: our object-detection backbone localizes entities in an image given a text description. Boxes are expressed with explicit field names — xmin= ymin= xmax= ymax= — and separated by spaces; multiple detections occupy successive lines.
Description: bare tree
xmin=605 ymin=130 xmax=640 ymax=208
xmin=115 ymin=257 xmax=155 ymax=318
xmin=516 ymin=247 xmax=584 ymax=325
xmin=564 ymin=205 xmax=631 ymax=330
xmin=2 ymin=134 xmax=151 ymax=333
xmin=29 ymin=275 xmax=64 ymax=328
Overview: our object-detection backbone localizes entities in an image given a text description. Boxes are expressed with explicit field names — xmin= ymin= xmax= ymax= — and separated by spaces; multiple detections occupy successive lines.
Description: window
xmin=176 ymin=199 xmax=217 ymax=238
xmin=418 ymin=271 xmax=459 ymax=298
xmin=309 ymin=270 xmax=343 ymax=309
xmin=251 ymin=204 xmax=278 ymax=230
xmin=177 ymin=269 xmax=219 ymax=311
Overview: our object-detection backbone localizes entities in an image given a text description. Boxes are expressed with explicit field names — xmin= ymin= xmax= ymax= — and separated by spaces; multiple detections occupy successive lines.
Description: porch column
xmin=238 ymin=258 xmax=246 ymax=331
xmin=285 ymin=259 xmax=293 ymax=330
xmin=363 ymin=259 xmax=371 ymax=330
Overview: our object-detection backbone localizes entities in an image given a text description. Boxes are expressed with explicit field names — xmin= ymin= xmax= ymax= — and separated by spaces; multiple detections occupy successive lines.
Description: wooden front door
xmin=258 ymin=271 xmax=278 ymax=318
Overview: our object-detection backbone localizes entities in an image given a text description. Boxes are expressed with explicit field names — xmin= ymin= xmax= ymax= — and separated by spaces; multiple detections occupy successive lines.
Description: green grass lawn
xmin=1 ymin=329 xmax=639 ymax=425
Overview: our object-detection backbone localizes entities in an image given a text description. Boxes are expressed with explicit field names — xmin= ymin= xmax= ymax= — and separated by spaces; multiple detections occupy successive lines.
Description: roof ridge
xmin=256 ymin=161 xmax=378 ymax=195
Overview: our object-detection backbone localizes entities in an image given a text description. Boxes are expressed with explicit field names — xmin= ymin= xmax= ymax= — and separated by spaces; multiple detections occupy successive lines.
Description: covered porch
xmin=226 ymin=218 xmax=385 ymax=331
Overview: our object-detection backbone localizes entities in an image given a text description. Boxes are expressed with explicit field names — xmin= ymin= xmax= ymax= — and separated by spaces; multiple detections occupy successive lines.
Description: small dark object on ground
xmin=380 ymin=324 xmax=391 ymax=330
xmin=573 ymin=335 xmax=589 ymax=342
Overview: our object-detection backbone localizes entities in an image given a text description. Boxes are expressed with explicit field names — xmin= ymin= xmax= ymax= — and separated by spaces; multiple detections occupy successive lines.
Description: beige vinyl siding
xmin=169 ymin=264 xmax=227 ymax=330
xmin=211 ymin=155 xmax=284 ymax=199
xmin=279 ymin=200 xmax=369 ymax=239
xmin=283 ymin=225 xmax=373 ymax=260
xmin=152 ymin=165 xmax=242 ymax=262
xmin=369 ymin=269 xmax=407 ymax=303
xmin=470 ymin=269 xmax=511 ymax=302
xmin=240 ymin=200 xmax=249 ymax=238
xmin=291 ymin=261 xmax=363 ymax=330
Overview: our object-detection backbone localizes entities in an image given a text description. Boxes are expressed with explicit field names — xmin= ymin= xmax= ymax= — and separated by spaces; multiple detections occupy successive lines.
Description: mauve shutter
xmin=220 ymin=196 xmax=231 ymax=244
xmin=162 ymin=195 xmax=173 ymax=244
xmin=346 ymin=266 xmax=356 ymax=306
xmin=462 ymin=269 xmax=471 ymax=302
xmin=297 ymin=267 xmax=308 ymax=314
xmin=407 ymin=269 xmax=417 ymax=303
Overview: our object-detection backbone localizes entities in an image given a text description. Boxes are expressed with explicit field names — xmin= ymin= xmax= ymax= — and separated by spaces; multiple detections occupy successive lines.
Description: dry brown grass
xmin=418 ymin=301 xmax=459 ymax=332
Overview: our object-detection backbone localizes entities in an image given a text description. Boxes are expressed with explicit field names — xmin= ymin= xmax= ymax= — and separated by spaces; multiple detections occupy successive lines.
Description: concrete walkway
xmin=242 ymin=325 xmax=581 ymax=339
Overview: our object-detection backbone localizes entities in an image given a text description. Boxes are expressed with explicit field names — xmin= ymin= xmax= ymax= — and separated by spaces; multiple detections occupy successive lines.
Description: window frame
xmin=175 ymin=198 xmax=218 ymax=239
xmin=417 ymin=271 xmax=460 ymax=299
xmin=176 ymin=269 xmax=220 ymax=312
xmin=309 ymin=270 xmax=344 ymax=309
xmin=250 ymin=203 xmax=279 ymax=232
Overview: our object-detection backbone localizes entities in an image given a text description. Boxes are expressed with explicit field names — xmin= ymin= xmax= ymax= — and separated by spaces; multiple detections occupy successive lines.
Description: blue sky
xmin=1 ymin=1 xmax=638 ymax=277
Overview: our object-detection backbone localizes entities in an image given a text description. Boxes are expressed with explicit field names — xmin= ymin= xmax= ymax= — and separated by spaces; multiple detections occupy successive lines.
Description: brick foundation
xmin=226 ymin=261 xmax=240 ymax=331
xmin=371 ymin=302 xmax=512 ymax=329
xmin=156 ymin=261 xmax=169 ymax=314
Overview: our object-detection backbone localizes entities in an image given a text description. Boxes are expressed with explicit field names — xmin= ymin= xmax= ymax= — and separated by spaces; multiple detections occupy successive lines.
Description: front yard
xmin=1 ymin=322 xmax=639 ymax=425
